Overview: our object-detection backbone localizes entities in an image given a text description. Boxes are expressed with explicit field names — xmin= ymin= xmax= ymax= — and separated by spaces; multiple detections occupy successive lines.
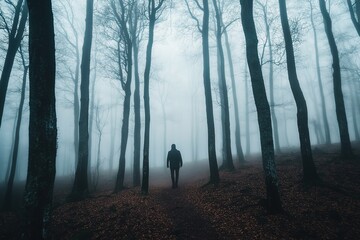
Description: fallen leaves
xmin=1 ymin=143 xmax=360 ymax=239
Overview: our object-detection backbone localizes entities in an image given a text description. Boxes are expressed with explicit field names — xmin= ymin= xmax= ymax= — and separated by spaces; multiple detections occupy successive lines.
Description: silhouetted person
xmin=167 ymin=144 xmax=183 ymax=189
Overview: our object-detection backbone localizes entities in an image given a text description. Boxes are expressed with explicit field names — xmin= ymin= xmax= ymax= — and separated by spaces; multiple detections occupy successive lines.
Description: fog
xmin=0 ymin=0 xmax=359 ymax=190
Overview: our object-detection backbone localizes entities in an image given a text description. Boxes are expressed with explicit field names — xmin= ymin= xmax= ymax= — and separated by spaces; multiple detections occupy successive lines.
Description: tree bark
xmin=212 ymin=0 xmax=234 ymax=171
xmin=70 ymin=0 xmax=94 ymax=200
xmin=142 ymin=0 xmax=165 ymax=194
xmin=0 ymin=0 xmax=28 ymax=127
xmin=73 ymin=44 xmax=80 ymax=167
xmin=309 ymin=0 xmax=331 ymax=144
xmin=115 ymin=42 xmax=132 ymax=192
xmin=202 ymin=0 xmax=220 ymax=184
xmin=129 ymin=2 xmax=141 ymax=186
xmin=319 ymin=0 xmax=353 ymax=157
xmin=223 ymin=26 xmax=245 ymax=164
xmin=240 ymin=0 xmax=282 ymax=213
xmin=88 ymin=60 xmax=96 ymax=173
xmin=260 ymin=3 xmax=281 ymax=153
xmin=279 ymin=0 xmax=318 ymax=184
xmin=23 ymin=0 xmax=57 ymax=238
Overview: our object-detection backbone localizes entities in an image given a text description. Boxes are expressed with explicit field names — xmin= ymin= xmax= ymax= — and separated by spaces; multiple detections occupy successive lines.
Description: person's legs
xmin=170 ymin=168 xmax=175 ymax=188
xmin=175 ymin=168 xmax=179 ymax=188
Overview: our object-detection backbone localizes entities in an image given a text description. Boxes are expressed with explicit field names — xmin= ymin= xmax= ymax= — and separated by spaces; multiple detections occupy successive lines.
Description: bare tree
xmin=319 ymin=0 xmax=352 ymax=157
xmin=240 ymin=0 xmax=282 ymax=213
xmin=129 ymin=0 xmax=145 ymax=187
xmin=256 ymin=0 xmax=281 ymax=153
xmin=2 ymin=44 xmax=27 ymax=210
xmin=106 ymin=0 xmax=134 ymax=193
xmin=55 ymin=0 xmax=81 ymax=166
xmin=278 ymin=0 xmax=318 ymax=184
xmin=142 ymin=0 xmax=166 ymax=195
xmin=0 ymin=0 xmax=28 ymax=127
xmin=308 ymin=0 xmax=331 ymax=144
xmin=91 ymin=104 xmax=107 ymax=191
xmin=212 ymin=0 xmax=234 ymax=170
xmin=185 ymin=0 xmax=220 ymax=184
xmin=346 ymin=0 xmax=360 ymax=36
xmin=70 ymin=0 xmax=94 ymax=200
xmin=22 ymin=0 xmax=57 ymax=238
xmin=222 ymin=16 xmax=246 ymax=164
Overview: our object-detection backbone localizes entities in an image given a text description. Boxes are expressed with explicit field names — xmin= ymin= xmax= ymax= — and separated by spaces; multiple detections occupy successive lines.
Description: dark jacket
xmin=167 ymin=149 xmax=183 ymax=169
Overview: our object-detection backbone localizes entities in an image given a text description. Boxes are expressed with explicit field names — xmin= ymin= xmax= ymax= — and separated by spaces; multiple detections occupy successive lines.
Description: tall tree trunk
xmin=212 ymin=0 xmax=234 ymax=171
xmin=3 ymin=65 xmax=28 ymax=210
xmin=191 ymin=93 xmax=199 ymax=161
xmin=257 ymin=0 xmax=281 ymax=153
xmin=132 ymin=33 xmax=141 ymax=187
xmin=244 ymin=59 xmax=251 ymax=155
xmin=88 ymin=60 xmax=96 ymax=173
xmin=223 ymin=27 xmax=245 ymax=164
xmin=142 ymin=0 xmax=164 ymax=194
xmin=309 ymin=0 xmax=331 ymax=144
xmin=23 ymin=0 xmax=57 ymax=238
xmin=161 ymin=99 xmax=167 ymax=167
xmin=202 ymin=0 xmax=220 ymax=184
xmin=240 ymin=0 xmax=282 ymax=213
xmin=5 ymin=114 xmax=18 ymax=183
xmin=349 ymin=75 xmax=360 ymax=141
xmin=279 ymin=0 xmax=318 ymax=184
xmin=309 ymin=82 xmax=325 ymax=144
xmin=319 ymin=0 xmax=353 ymax=157
xmin=0 ymin=0 xmax=28 ymax=127
xmin=70 ymin=0 xmax=94 ymax=200
xmin=129 ymin=1 xmax=141 ymax=186
xmin=109 ymin=96 xmax=116 ymax=171
xmin=73 ymin=46 xmax=80 ymax=167
xmin=115 ymin=43 xmax=132 ymax=192
xmin=263 ymin=5 xmax=281 ymax=153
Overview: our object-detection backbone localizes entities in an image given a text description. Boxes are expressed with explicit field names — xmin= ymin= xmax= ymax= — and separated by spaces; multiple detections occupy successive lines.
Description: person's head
xmin=171 ymin=144 xmax=176 ymax=150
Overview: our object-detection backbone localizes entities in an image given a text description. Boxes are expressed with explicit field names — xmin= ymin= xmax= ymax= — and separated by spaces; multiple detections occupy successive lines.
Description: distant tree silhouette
xmin=0 ymin=0 xmax=28 ymax=128
xmin=70 ymin=0 xmax=94 ymax=200
xmin=55 ymin=0 xmax=81 ymax=167
xmin=346 ymin=0 xmax=360 ymax=36
xmin=3 ymin=45 xmax=28 ymax=210
xmin=319 ymin=0 xmax=353 ymax=158
xmin=278 ymin=0 xmax=318 ymax=184
xmin=212 ymin=0 xmax=234 ymax=171
xmin=223 ymin=25 xmax=245 ymax=164
xmin=308 ymin=0 xmax=331 ymax=144
xmin=107 ymin=0 xmax=134 ymax=193
xmin=256 ymin=0 xmax=281 ymax=153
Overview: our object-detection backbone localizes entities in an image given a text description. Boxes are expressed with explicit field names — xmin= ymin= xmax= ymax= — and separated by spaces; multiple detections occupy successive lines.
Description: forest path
xmin=154 ymin=186 xmax=219 ymax=240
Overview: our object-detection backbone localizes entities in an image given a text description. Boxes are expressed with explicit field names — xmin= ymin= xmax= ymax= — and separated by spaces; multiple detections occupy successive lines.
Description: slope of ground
xmin=1 ymin=143 xmax=360 ymax=239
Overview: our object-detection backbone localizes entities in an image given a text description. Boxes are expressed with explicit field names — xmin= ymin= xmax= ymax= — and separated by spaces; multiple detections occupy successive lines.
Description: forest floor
xmin=1 ymin=142 xmax=360 ymax=239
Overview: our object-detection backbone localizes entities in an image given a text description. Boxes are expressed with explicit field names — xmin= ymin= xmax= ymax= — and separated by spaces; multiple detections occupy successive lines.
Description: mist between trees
xmin=0 ymin=0 xmax=359 ymax=237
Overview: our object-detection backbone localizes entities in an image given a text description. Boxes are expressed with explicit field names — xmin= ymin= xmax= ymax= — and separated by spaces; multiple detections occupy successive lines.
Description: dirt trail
xmin=155 ymin=187 xmax=219 ymax=240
